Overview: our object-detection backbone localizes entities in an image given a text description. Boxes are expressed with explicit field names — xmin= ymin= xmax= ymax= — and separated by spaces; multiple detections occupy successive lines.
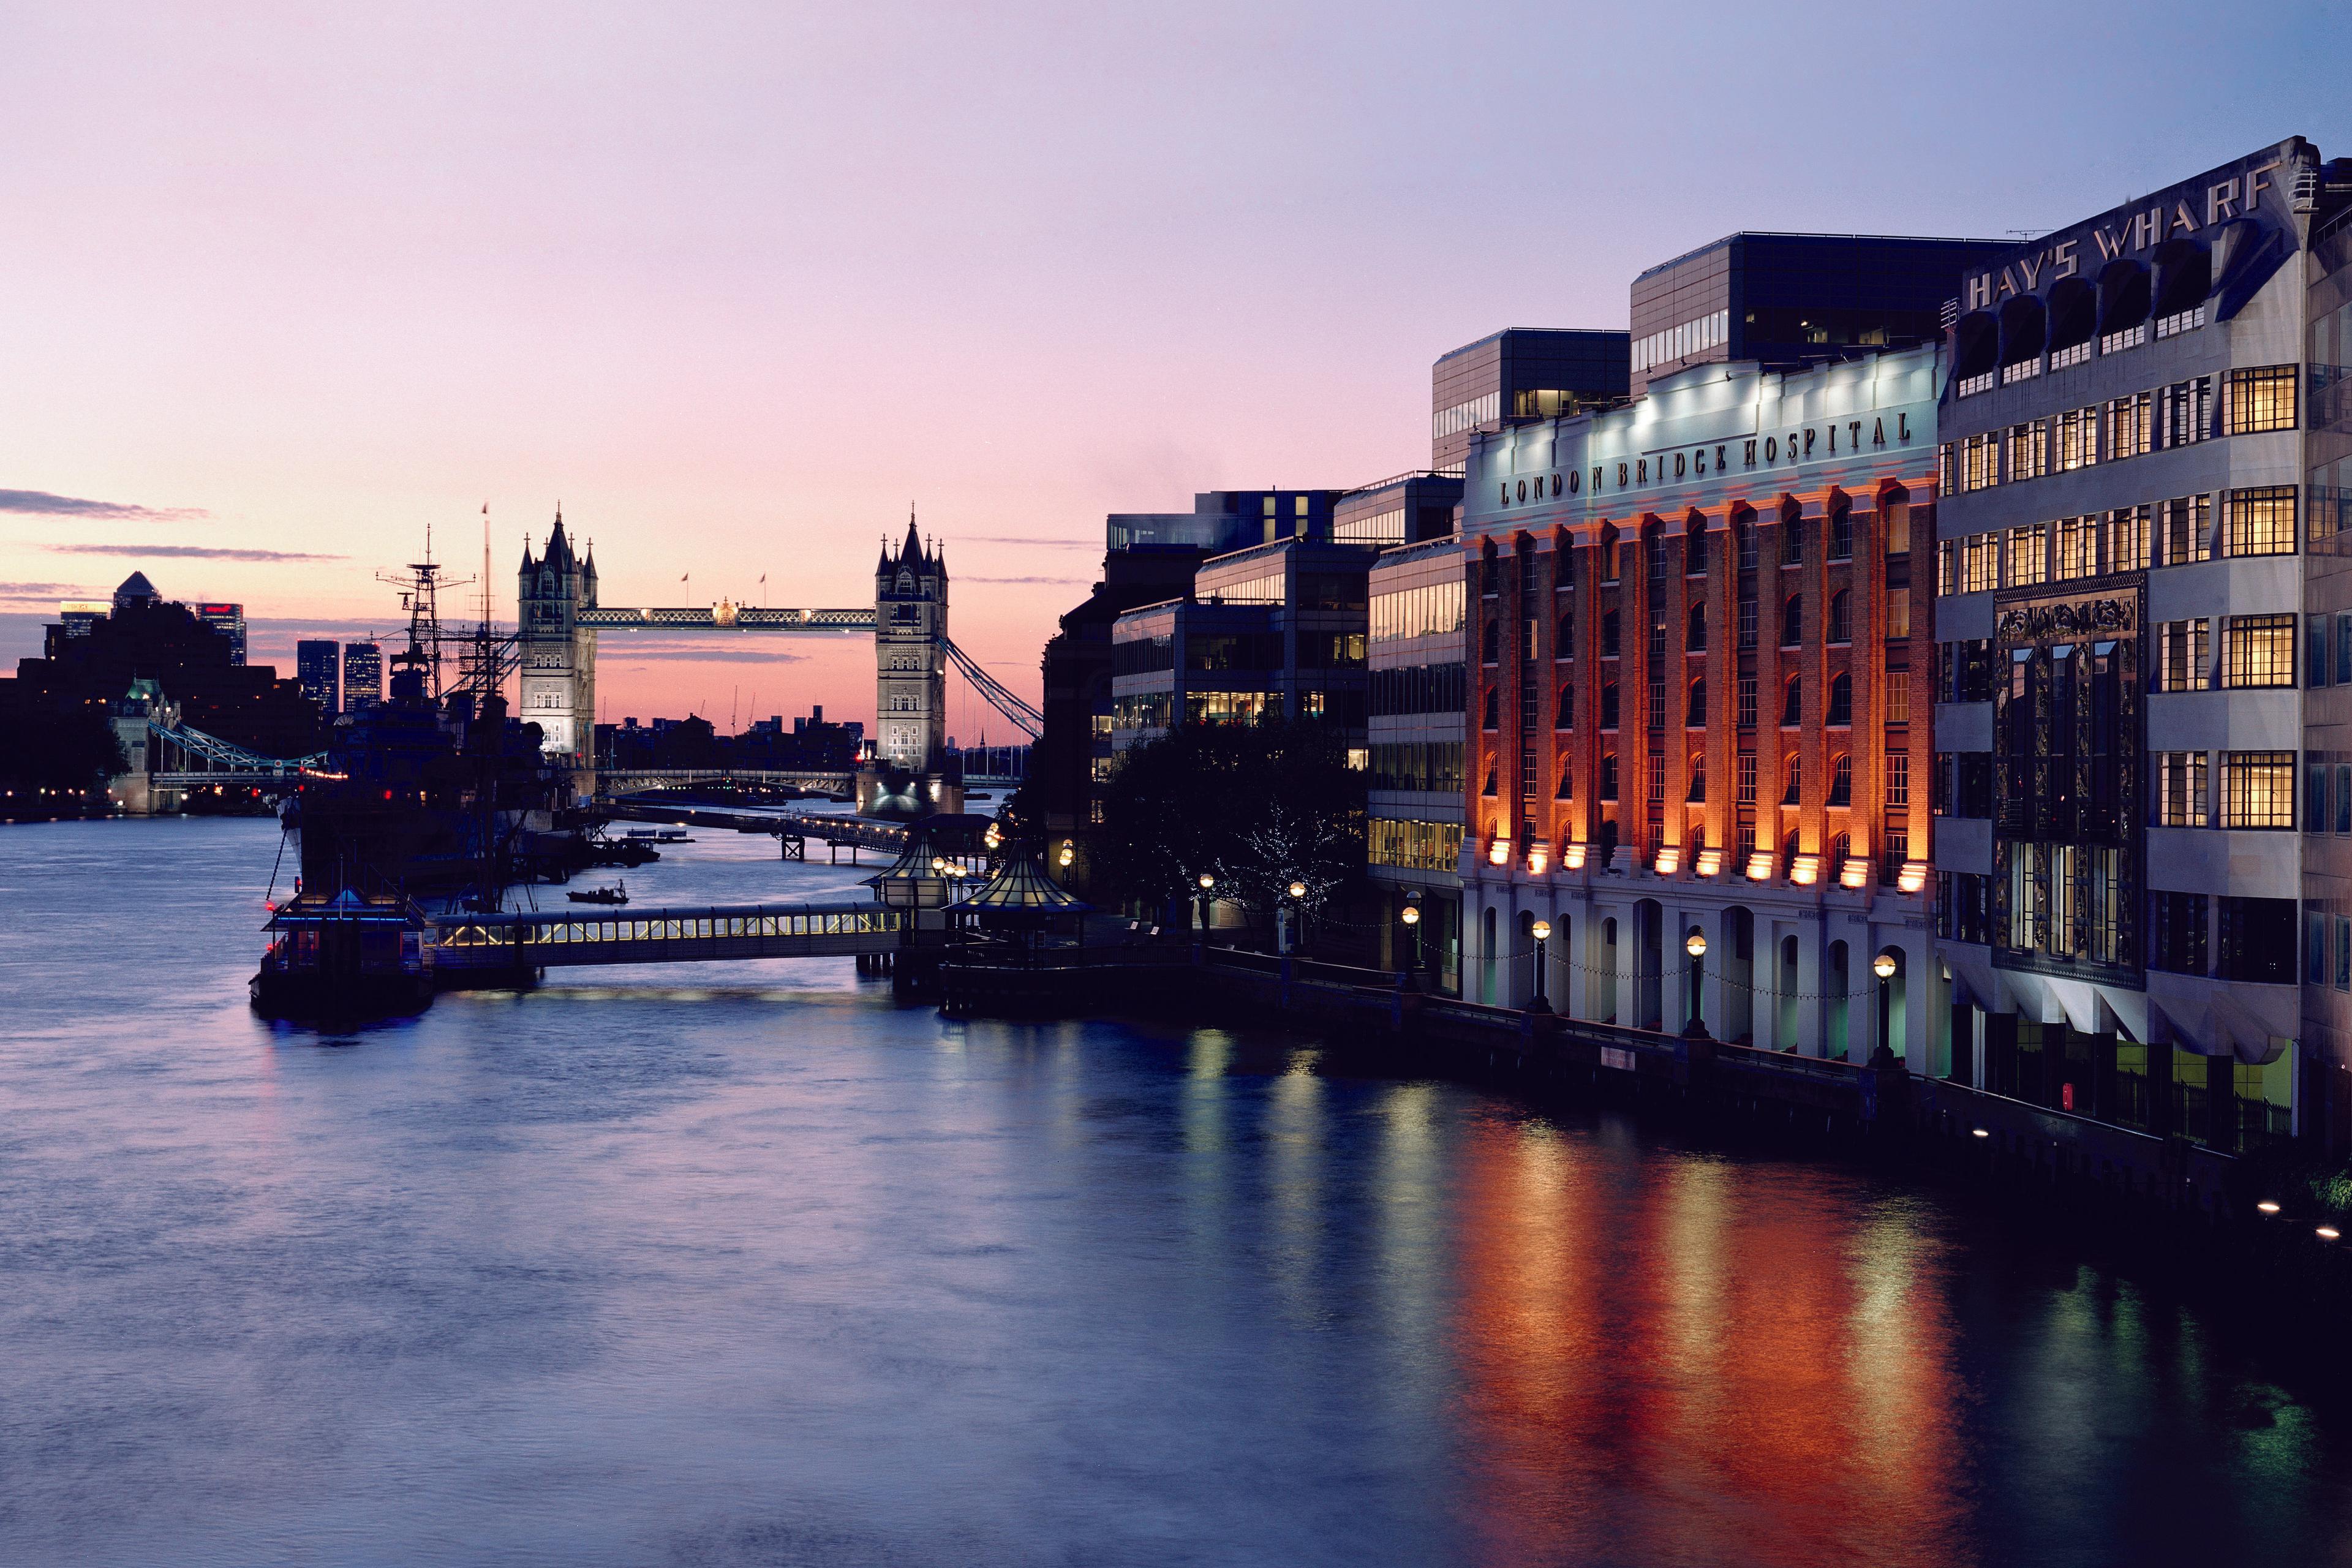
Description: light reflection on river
xmin=1 ymin=818 xmax=2350 ymax=1566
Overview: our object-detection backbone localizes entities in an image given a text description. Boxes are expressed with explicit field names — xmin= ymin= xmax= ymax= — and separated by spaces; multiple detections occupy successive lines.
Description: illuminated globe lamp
xmin=1058 ymin=839 xmax=1075 ymax=869
xmin=984 ymin=821 xmax=1002 ymax=851
xmin=1685 ymin=929 xmax=1708 ymax=960
xmin=1198 ymin=873 xmax=1216 ymax=891
xmin=1288 ymin=881 xmax=1308 ymax=900
xmin=1400 ymin=899 xmax=1422 ymax=927
xmin=1873 ymin=951 xmax=1899 ymax=980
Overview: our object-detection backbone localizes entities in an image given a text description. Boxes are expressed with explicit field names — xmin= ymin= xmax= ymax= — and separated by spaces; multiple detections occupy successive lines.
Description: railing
xmin=434 ymin=903 xmax=905 ymax=956
xmin=577 ymin=606 xmax=875 ymax=630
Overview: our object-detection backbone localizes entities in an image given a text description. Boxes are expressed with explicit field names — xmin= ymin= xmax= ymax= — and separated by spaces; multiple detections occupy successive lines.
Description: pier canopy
xmin=951 ymin=850 xmax=1089 ymax=917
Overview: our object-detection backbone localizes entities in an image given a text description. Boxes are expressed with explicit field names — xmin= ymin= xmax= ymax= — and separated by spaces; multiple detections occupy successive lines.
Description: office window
xmin=2053 ymin=406 xmax=2099 ymax=472
xmin=1686 ymin=677 xmax=1707 ymax=728
xmin=1828 ymin=753 xmax=1852 ymax=807
xmin=2106 ymin=391 xmax=2154 ymax=459
xmin=1961 ymin=532 xmax=1997 ymax=593
xmin=1827 ymin=673 xmax=1852 ymax=726
xmin=1738 ymin=752 xmax=1758 ymax=805
xmin=2154 ymin=752 xmax=2208 ymax=827
xmin=1783 ymin=753 xmax=1802 ymax=805
xmin=1830 ymin=508 xmax=1853 ymax=561
xmin=1737 ymin=673 xmax=1757 ymax=728
xmin=1600 ymin=681 xmax=1619 ymax=729
xmin=1782 ymin=519 xmax=1805 ymax=567
xmin=2225 ymin=486 xmax=2298 ymax=557
xmin=2008 ymin=420 xmax=2048 ymax=480
xmin=2155 ymin=494 xmax=2212 ymax=567
xmin=2223 ymin=365 xmax=2297 ymax=435
xmin=2311 ymin=759 xmax=2332 ymax=834
xmin=1687 ymin=755 xmax=1706 ymax=803
xmin=1737 ymin=522 xmax=1758 ymax=571
xmin=2005 ymin=524 xmax=2048 ymax=587
xmin=2149 ymin=890 xmax=2208 ymax=975
xmin=1961 ymin=432 xmax=2000 ymax=492
xmin=2159 ymin=377 xmax=2213 ymax=449
xmin=1687 ymin=603 xmax=1707 ymax=652
xmin=1782 ymin=675 xmax=1801 ymax=726
xmin=2224 ymin=614 xmax=2296 ymax=688
xmin=1555 ymin=684 xmax=1573 ymax=729
xmin=1886 ymin=588 xmax=1910 ymax=641
xmin=1781 ymin=594 xmax=1801 ymax=646
xmin=1738 ymin=595 xmax=1758 ymax=648
xmin=2314 ymin=615 xmax=2334 ymax=690
xmin=2055 ymin=514 xmax=2095 ymax=579
xmin=2105 ymin=505 xmax=2151 ymax=572
xmin=1648 ymin=750 xmax=1666 ymax=804
xmin=1828 ymin=589 xmax=1851 ymax=644
xmin=2152 ymin=619 xmax=2209 ymax=692
xmin=1955 ymin=752 xmax=1992 ymax=817
xmin=2222 ymin=751 xmax=2296 ymax=829
xmin=1886 ymin=750 xmax=1909 ymax=808
xmin=1600 ymin=609 xmax=1620 ymax=657
xmin=2218 ymin=896 xmax=2296 ymax=982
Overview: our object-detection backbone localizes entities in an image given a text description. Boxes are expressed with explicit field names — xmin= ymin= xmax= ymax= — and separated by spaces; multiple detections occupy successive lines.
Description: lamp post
xmin=1682 ymin=927 xmax=1709 ymax=1039
xmin=1529 ymin=918 xmax=1553 ymax=1013
xmin=1873 ymin=950 xmax=1898 ymax=1063
xmin=1197 ymin=872 xmax=1215 ymax=937
xmin=1281 ymin=880 xmax=1308 ymax=956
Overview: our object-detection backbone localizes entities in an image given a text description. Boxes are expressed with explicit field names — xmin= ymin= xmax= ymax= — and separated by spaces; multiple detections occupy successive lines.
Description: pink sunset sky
xmin=4 ymin=3 xmax=2343 ymax=734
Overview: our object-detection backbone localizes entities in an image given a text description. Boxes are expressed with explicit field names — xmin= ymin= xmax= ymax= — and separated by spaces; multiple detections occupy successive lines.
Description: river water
xmin=2 ymin=817 xmax=2350 ymax=1566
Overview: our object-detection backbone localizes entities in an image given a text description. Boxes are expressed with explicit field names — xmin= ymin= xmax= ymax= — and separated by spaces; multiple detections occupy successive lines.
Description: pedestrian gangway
xmin=431 ymin=900 xmax=916 ymax=976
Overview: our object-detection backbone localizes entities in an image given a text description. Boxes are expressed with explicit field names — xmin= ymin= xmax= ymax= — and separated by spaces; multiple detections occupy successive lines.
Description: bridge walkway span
xmin=432 ymin=901 xmax=920 ymax=974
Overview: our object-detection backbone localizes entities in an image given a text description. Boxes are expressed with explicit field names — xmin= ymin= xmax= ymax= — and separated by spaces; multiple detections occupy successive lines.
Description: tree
xmin=1094 ymin=719 xmax=1364 ymax=915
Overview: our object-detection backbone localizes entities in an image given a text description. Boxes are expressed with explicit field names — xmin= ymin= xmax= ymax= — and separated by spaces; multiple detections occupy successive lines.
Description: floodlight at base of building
xmin=1654 ymin=847 xmax=1679 ymax=875
xmin=1745 ymin=851 xmax=1774 ymax=881
xmin=1561 ymin=842 xmax=1587 ymax=870
xmin=1790 ymin=854 xmax=1820 ymax=886
xmin=1839 ymin=856 xmax=1871 ymax=889
xmin=1897 ymin=860 xmax=1929 ymax=894
xmin=1694 ymin=848 xmax=1722 ymax=878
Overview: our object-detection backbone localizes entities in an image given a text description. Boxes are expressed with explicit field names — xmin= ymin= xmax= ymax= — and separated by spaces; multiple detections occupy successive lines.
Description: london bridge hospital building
xmin=1455 ymin=136 xmax=2352 ymax=1153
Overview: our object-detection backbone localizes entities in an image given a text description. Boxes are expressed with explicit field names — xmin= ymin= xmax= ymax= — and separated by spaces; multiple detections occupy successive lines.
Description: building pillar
xmin=1795 ymin=921 xmax=1825 ymax=1057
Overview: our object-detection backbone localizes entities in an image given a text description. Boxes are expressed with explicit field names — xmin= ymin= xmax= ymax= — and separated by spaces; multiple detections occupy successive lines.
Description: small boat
xmin=567 ymin=881 xmax=629 ymax=906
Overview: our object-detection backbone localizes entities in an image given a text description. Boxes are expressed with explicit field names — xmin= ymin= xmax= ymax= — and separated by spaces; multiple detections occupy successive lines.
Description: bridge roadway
xmin=431 ymin=900 xmax=919 ymax=976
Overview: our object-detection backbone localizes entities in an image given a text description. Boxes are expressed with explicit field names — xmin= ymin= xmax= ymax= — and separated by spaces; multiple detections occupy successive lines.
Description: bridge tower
xmin=862 ymin=511 xmax=956 ymax=816
xmin=516 ymin=508 xmax=598 ymax=766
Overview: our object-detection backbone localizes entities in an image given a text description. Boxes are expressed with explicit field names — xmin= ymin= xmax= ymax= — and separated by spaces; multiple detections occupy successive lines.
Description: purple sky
xmin=4 ymin=2 xmax=2345 ymax=733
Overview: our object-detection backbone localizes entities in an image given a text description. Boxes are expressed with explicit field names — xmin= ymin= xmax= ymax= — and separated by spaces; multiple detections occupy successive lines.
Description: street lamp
xmin=1529 ymin=918 xmax=1553 ymax=1013
xmin=1058 ymin=839 xmax=1074 ymax=868
xmin=1196 ymin=872 xmax=1216 ymax=937
xmin=1682 ymin=926 xmax=1709 ymax=1038
xmin=1873 ymin=952 xmax=1898 ymax=979
xmin=1287 ymin=881 xmax=1307 ymax=900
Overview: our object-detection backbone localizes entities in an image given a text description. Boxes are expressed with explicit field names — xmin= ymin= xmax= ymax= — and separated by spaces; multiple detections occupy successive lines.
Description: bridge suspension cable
xmin=941 ymin=638 xmax=1042 ymax=740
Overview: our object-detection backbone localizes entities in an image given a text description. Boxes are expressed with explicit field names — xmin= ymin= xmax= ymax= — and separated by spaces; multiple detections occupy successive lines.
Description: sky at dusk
xmin=4 ymin=2 xmax=2347 ymax=734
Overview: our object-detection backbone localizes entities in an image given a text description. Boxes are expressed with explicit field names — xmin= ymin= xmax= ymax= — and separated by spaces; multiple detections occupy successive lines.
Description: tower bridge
xmin=514 ymin=510 xmax=1039 ymax=810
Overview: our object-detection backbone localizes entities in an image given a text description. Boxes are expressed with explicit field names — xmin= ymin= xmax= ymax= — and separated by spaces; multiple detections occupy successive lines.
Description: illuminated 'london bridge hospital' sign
xmin=1464 ymin=341 xmax=1941 ymax=533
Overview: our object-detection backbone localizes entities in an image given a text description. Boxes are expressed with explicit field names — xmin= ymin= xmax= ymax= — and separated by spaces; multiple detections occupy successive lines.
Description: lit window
xmin=2225 ymin=486 xmax=2298 ymax=557
xmin=2223 ymin=614 xmax=2297 ymax=688
xmin=2223 ymin=752 xmax=2296 ymax=830
xmin=2225 ymin=366 xmax=2299 ymax=434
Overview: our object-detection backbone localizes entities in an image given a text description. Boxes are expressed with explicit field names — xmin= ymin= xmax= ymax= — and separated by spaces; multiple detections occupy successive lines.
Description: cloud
xmin=954 ymin=535 xmax=1099 ymax=550
xmin=0 ymin=489 xmax=208 ymax=521
xmin=0 ymin=581 xmax=88 ymax=600
xmin=960 ymin=573 xmax=1090 ymax=585
xmin=47 ymin=543 xmax=344 ymax=562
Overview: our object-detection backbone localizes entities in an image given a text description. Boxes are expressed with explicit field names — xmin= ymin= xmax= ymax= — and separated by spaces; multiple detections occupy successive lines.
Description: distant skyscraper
xmin=194 ymin=603 xmax=246 ymax=665
xmin=296 ymin=639 xmax=340 ymax=714
xmin=111 ymin=571 xmax=159 ymax=614
xmin=341 ymin=642 xmax=382 ymax=711
xmin=58 ymin=600 xmax=109 ymax=639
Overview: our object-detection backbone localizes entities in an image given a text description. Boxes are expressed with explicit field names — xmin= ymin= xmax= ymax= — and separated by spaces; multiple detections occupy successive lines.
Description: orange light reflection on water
xmin=1449 ymin=1117 xmax=1971 ymax=1567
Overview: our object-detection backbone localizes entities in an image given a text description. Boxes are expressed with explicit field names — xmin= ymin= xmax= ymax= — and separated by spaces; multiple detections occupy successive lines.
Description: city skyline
xmin=5 ymin=4 xmax=2348 ymax=727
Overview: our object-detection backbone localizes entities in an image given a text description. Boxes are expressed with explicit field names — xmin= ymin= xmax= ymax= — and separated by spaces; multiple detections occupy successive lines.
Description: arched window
xmin=1782 ymin=514 xmax=1806 ymax=567
xmin=1685 ymin=513 xmax=1708 ymax=573
xmin=1782 ymin=674 xmax=1803 ymax=726
xmin=1556 ymin=606 xmax=1574 ymax=656
xmin=1783 ymin=752 xmax=1802 ymax=805
xmin=2097 ymin=259 xmax=2151 ymax=338
xmin=1687 ymin=755 xmax=1707 ymax=802
xmin=1482 ymin=687 xmax=1499 ymax=729
xmin=1556 ymin=684 xmax=1574 ymax=729
xmin=1782 ymin=595 xmax=1803 ymax=646
xmin=1829 ymin=753 xmax=1853 ymax=806
xmin=1601 ymin=609 xmax=1621 ymax=657
xmin=1555 ymin=763 xmax=1573 ymax=799
xmin=1480 ymin=763 xmax=1498 ymax=796
xmin=1601 ymin=681 xmax=1621 ymax=729
xmin=1830 ymin=506 xmax=1853 ymax=562
xmin=1830 ymin=832 xmax=1852 ymax=875
xmin=1686 ymin=677 xmax=1707 ymax=727
xmin=1828 ymin=673 xmax=1852 ymax=726
xmin=1600 ymin=753 xmax=1619 ymax=800
xmin=1782 ymin=827 xmax=1802 ymax=867
xmin=1687 ymin=602 xmax=1707 ymax=652
xmin=1599 ymin=524 xmax=1621 ymax=582
xmin=1482 ymin=616 xmax=1500 ymax=665
xmin=1828 ymin=589 xmax=1851 ymax=643
xmin=1999 ymin=294 xmax=2047 ymax=368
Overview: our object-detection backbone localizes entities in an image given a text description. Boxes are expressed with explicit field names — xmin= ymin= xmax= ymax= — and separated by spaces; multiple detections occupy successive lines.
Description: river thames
xmin=2 ymin=817 xmax=2350 ymax=1566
